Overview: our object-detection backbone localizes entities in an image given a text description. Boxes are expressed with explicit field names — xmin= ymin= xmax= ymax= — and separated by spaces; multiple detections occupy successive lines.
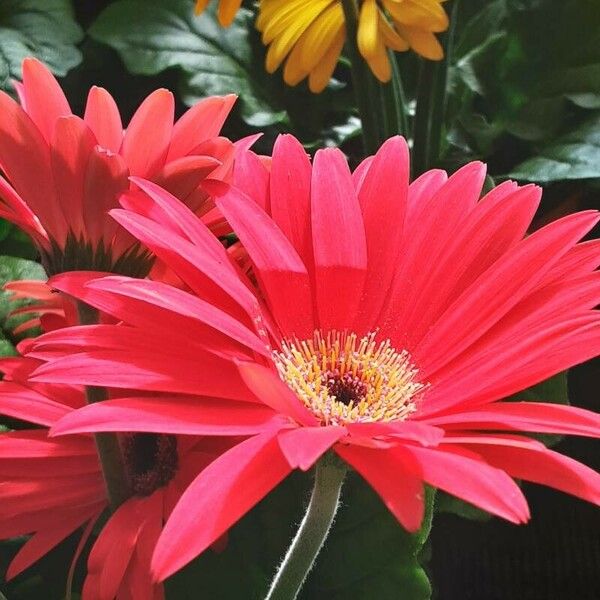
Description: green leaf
xmin=89 ymin=0 xmax=287 ymax=127
xmin=509 ymin=113 xmax=600 ymax=181
xmin=167 ymin=471 xmax=433 ymax=600
xmin=0 ymin=0 xmax=83 ymax=91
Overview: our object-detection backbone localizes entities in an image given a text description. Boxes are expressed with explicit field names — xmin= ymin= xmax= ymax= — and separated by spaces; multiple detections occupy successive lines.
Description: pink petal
xmin=278 ymin=426 xmax=346 ymax=470
xmin=20 ymin=58 xmax=71 ymax=142
xmin=237 ymin=360 xmax=319 ymax=426
xmin=444 ymin=434 xmax=600 ymax=506
xmin=405 ymin=168 xmax=447 ymax=228
xmin=211 ymin=180 xmax=315 ymax=338
xmin=85 ymin=276 xmax=267 ymax=356
xmin=88 ymin=497 xmax=147 ymax=600
xmin=382 ymin=162 xmax=486 ymax=338
xmin=346 ymin=420 xmax=443 ymax=446
xmin=154 ymin=155 xmax=221 ymax=200
xmin=167 ymin=95 xmax=236 ymax=161
xmin=417 ymin=210 xmax=600 ymax=376
xmin=31 ymin=348 xmax=252 ymax=400
xmin=422 ymin=313 xmax=600 ymax=415
xmin=336 ymin=443 xmax=425 ymax=531
xmin=50 ymin=396 xmax=284 ymax=437
xmin=51 ymin=116 xmax=96 ymax=238
xmin=152 ymin=432 xmax=291 ymax=581
xmin=83 ymin=147 xmax=130 ymax=245
xmin=121 ymin=89 xmax=174 ymax=177
xmin=355 ymin=136 xmax=409 ymax=331
xmin=233 ymin=150 xmax=270 ymax=210
xmin=0 ymin=382 xmax=71 ymax=426
xmin=84 ymin=86 xmax=124 ymax=153
xmin=269 ymin=135 xmax=313 ymax=267
xmin=311 ymin=148 xmax=367 ymax=331
xmin=426 ymin=402 xmax=600 ymax=438
xmin=398 ymin=184 xmax=541 ymax=345
xmin=0 ymin=92 xmax=64 ymax=238
xmin=111 ymin=207 xmax=259 ymax=324
xmin=7 ymin=510 xmax=94 ymax=580
xmin=399 ymin=444 xmax=530 ymax=524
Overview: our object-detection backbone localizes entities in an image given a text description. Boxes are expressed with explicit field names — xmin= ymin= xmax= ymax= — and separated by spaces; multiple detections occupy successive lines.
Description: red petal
xmin=167 ymin=95 xmax=236 ymax=161
xmin=269 ymin=135 xmax=313 ymax=267
xmin=21 ymin=58 xmax=71 ymax=142
xmin=446 ymin=434 xmax=600 ymax=506
xmin=233 ymin=150 xmax=270 ymax=209
xmin=346 ymin=420 xmax=443 ymax=446
xmin=121 ymin=89 xmax=174 ymax=177
xmin=237 ymin=360 xmax=319 ymax=426
xmin=311 ymin=148 xmax=367 ymax=331
xmin=417 ymin=211 xmax=600 ymax=376
xmin=88 ymin=497 xmax=147 ymax=600
xmin=336 ymin=443 xmax=425 ymax=531
xmin=84 ymin=86 xmax=124 ymax=152
xmin=152 ymin=432 xmax=291 ymax=581
xmin=278 ymin=426 xmax=345 ymax=470
xmin=7 ymin=511 xmax=93 ymax=580
xmin=400 ymin=444 xmax=530 ymax=524
xmin=50 ymin=396 xmax=284 ymax=437
xmin=426 ymin=401 xmax=600 ymax=438
xmin=211 ymin=180 xmax=315 ymax=338
xmin=0 ymin=382 xmax=71 ymax=426
xmin=51 ymin=116 xmax=96 ymax=238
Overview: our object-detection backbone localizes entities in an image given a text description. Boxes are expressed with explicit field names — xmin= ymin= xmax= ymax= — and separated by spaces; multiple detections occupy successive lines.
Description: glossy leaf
xmin=0 ymin=0 xmax=83 ymax=91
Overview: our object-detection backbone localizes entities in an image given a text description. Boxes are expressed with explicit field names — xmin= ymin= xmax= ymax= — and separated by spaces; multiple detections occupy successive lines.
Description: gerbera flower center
xmin=273 ymin=331 xmax=426 ymax=425
xmin=122 ymin=433 xmax=179 ymax=497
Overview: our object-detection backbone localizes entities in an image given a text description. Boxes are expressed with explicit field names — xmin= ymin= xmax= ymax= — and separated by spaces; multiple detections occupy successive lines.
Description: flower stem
xmin=341 ymin=0 xmax=381 ymax=154
xmin=412 ymin=0 xmax=459 ymax=177
xmin=265 ymin=455 xmax=347 ymax=600
xmin=76 ymin=300 xmax=131 ymax=510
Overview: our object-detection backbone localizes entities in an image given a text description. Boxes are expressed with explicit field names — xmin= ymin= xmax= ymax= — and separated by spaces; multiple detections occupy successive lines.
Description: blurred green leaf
xmin=167 ymin=471 xmax=433 ymax=600
xmin=0 ymin=0 xmax=83 ymax=91
xmin=509 ymin=113 xmax=600 ymax=181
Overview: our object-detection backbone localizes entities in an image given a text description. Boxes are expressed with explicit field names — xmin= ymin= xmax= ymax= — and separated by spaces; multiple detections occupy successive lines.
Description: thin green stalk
xmin=412 ymin=57 xmax=438 ymax=177
xmin=76 ymin=301 xmax=131 ymax=510
xmin=412 ymin=0 xmax=460 ymax=176
xmin=265 ymin=456 xmax=347 ymax=600
xmin=341 ymin=0 xmax=381 ymax=154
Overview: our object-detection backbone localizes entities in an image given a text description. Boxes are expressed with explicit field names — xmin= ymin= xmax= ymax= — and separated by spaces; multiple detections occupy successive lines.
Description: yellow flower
xmin=257 ymin=0 xmax=449 ymax=93
xmin=195 ymin=0 xmax=243 ymax=27
xmin=358 ymin=0 xmax=448 ymax=80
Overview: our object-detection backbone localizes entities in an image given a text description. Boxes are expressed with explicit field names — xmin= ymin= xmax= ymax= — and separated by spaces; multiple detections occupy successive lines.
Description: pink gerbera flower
xmin=28 ymin=136 xmax=600 ymax=581
xmin=0 ymin=58 xmax=240 ymax=276
xmin=0 ymin=355 xmax=242 ymax=598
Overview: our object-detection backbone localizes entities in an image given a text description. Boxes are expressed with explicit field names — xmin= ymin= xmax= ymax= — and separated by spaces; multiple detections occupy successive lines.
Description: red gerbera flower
xmin=0 ymin=355 xmax=240 ymax=598
xmin=28 ymin=136 xmax=600 ymax=581
xmin=0 ymin=58 xmax=241 ymax=276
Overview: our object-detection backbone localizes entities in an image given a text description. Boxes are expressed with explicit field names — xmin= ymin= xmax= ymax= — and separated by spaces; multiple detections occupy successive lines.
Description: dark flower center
xmin=122 ymin=433 xmax=179 ymax=497
xmin=324 ymin=370 xmax=368 ymax=406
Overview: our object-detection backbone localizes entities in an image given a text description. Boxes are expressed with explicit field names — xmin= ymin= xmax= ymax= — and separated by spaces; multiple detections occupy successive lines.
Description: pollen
xmin=273 ymin=331 xmax=426 ymax=425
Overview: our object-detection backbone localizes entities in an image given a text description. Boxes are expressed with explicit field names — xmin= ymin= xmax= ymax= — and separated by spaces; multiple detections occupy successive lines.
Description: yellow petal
xmin=217 ymin=0 xmax=243 ymax=27
xmin=378 ymin=12 xmax=409 ymax=52
xmin=299 ymin=3 xmax=345 ymax=71
xmin=195 ymin=0 xmax=211 ymax=16
xmin=395 ymin=25 xmax=444 ymax=60
xmin=358 ymin=0 xmax=380 ymax=58
xmin=308 ymin=28 xmax=345 ymax=93
xmin=384 ymin=0 xmax=449 ymax=33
